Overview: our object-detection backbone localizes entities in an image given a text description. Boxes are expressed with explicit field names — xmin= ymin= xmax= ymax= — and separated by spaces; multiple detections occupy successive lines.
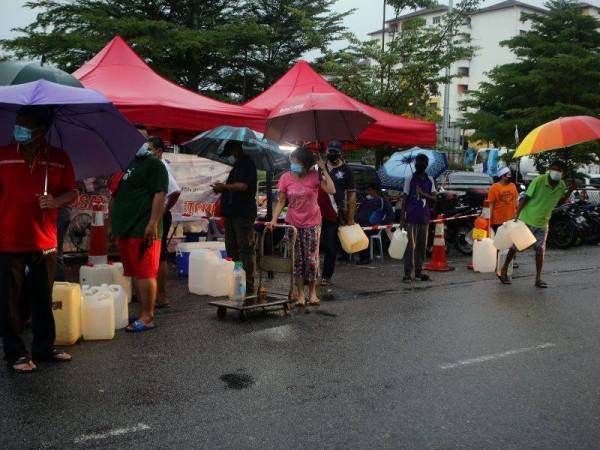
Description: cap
xmin=327 ymin=141 xmax=343 ymax=153
xmin=497 ymin=166 xmax=511 ymax=178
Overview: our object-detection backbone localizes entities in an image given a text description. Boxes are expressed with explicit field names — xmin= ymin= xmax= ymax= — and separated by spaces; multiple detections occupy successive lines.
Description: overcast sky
xmin=2 ymin=0 xmax=599 ymax=59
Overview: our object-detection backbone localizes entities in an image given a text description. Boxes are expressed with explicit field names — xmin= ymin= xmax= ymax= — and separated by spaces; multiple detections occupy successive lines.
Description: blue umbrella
xmin=182 ymin=126 xmax=290 ymax=173
xmin=378 ymin=147 xmax=448 ymax=190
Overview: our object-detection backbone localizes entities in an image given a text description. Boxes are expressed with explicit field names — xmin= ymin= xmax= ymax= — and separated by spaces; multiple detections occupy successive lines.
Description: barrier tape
xmin=188 ymin=213 xmax=480 ymax=232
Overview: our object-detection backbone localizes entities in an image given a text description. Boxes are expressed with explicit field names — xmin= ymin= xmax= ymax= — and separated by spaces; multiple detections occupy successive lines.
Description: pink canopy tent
xmin=73 ymin=36 xmax=267 ymax=137
xmin=245 ymin=60 xmax=437 ymax=147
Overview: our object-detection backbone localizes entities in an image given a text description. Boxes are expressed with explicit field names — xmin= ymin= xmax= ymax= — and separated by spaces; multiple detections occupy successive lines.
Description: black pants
xmin=55 ymin=208 xmax=71 ymax=282
xmin=322 ymin=220 xmax=339 ymax=280
xmin=0 ymin=251 xmax=57 ymax=361
xmin=224 ymin=216 xmax=256 ymax=290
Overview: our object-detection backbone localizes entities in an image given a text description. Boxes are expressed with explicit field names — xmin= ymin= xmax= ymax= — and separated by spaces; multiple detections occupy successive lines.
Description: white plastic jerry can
xmin=97 ymin=284 xmax=128 ymax=330
xmin=472 ymin=238 xmax=497 ymax=273
xmin=82 ymin=290 xmax=115 ymax=340
xmin=338 ymin=224 xmax=369 ymax=254
xmin=387 ymin=229 xmax=408 ymax=260
xmin=188 ymin=249 xmax=220 ymax=296
xmin=52 ymin=282 xmax=82 ymax=346
xmin=110 ymin=262 xmax=133 ymax=304
xmin=508 ymin=220 xmax=537 ymax=251
xmin=493 ymin=221 xmax=515 ymax=251
xmin=79 ymin=263 xmax=114 ymax=287
xmin=209 ymin=259 xmax=235 ymax=297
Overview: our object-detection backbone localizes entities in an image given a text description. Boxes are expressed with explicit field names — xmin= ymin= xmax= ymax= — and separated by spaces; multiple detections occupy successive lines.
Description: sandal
xmin=402 ymin=276 xmax=412 ymax=284
xmin=417 ymin=274 xmax=431 ymax=282
xmin=535 ymin=280 xmax=548 ymax=289
xmin=497 ymin=274 xmax=512 ymax=285
xmin=309 ymin=297 xmax=320 ymax=306
xmin=33 ymin=349 xmax=72 ymax=363
xmin=11 ymin=356 xmax=37 ymax=374
xmin=126 ymin=320 xmax=156 ymax=333
xmin=320 ymin=278 xmax=332 ymax=287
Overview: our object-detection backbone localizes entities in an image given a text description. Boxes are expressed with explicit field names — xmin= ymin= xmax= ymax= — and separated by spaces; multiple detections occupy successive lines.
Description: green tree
xmin=317 ymin=0 xmax=479 ymax=120
xmin=1 ymin=0 xmax=350 ymax=101
xmin=464 ymin=0 xmax=600 ymax=170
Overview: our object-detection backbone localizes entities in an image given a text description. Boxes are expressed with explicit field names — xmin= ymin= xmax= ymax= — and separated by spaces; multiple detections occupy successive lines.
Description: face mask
xmin=290 ymin=163 xmax=303 ymax=174
xmin=549 ymin=170 xmax=563 ymax=182
xmin=366 ymin=194 xmax=374 ymax=200
xmin=327 ymin=153 xmax=340 ymax=163
xmin=14 ymin=125 xmax=33 ymax=144
xmin=136 ymin=142 xmax=151 ymax=157
xmin=415 ymin=163 xmax=427 ymax=173
xmin=226 ymin=155 xmax=236 ymax=164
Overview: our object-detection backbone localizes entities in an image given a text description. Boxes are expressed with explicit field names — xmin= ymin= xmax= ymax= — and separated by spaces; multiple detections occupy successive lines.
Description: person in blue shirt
xmin=355 ymin=183 xmax=394 ymax=264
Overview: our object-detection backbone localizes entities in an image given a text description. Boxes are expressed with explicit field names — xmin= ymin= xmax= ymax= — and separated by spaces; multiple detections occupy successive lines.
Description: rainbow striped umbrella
xmin=514 ymin=115 xmax=600 ymax=158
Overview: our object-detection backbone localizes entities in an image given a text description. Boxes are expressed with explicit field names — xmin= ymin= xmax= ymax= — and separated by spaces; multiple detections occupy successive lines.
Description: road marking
xmin=439 ymin=343 xmax=556 ymax=370
xmin=74 ymin=423 xmax=151 ymax=444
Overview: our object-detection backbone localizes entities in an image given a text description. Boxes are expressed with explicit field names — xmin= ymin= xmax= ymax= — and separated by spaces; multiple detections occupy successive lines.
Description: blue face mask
xmin=14 ymin=125 xmax=33 ymax=144
xmin=290 ymin=163 xmax=303 ymax=174
xmin=136 ymin=143 xmax=151 ymax=157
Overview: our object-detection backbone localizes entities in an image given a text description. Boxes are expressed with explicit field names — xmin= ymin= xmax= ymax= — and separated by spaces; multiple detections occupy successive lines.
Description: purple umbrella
xmin=0 ymin=79 xmax=145 ymax=179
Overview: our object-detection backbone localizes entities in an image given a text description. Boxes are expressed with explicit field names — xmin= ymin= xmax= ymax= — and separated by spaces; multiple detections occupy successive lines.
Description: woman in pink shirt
xmin=269 ymin=147 xmax=335 ymax=306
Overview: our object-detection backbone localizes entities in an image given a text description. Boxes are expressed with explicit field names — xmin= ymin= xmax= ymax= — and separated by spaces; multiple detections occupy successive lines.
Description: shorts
xmin=118 ymin=237 xmax=161 ymax=279
xmin=513 ymin=225 xmax=547 ymax=256
xmin=160 ymin=210 xmax=172 ymax=262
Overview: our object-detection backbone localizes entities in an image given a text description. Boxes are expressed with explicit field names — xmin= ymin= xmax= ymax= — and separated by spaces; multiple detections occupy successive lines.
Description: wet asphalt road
xmin=1 ymin=245 xmax=600 ymax=449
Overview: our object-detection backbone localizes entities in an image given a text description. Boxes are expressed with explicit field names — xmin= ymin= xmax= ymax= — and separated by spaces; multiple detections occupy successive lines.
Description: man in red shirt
xmin=0 ymin=106 xmax=78 ymax=373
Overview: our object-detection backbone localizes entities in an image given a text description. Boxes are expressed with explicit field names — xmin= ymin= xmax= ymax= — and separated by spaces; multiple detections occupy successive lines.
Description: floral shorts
xmin=287 ymin=225 xmax=321 ymax=282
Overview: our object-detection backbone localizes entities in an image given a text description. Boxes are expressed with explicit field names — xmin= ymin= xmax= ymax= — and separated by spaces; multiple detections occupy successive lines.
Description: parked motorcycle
xmin=548 ymin=200 xmax=600 ymax=248
xmin=428 ymin=189 xmax=484 ymax=255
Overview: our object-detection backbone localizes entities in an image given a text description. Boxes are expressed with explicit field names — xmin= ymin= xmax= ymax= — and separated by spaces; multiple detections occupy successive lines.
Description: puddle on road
xmin=220 ymin=373 xmax=255 ymax=390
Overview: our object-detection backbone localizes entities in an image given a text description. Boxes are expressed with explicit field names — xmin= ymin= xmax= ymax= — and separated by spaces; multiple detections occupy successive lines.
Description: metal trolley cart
xmin=209 ymin=224 xmax=297 ymax=320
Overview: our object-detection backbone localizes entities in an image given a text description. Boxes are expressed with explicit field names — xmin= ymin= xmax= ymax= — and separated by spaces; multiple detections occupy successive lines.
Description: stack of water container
xmin=188 ymin=249 xmax=246 ymax=300
xmin=176 ymin=241 xmax=226 ymax=276
xmin=80 ymin=262 xmax=132 ymax=339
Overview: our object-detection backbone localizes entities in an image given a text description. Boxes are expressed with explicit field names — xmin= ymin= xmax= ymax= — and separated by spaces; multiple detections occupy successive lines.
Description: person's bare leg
xmin=136 ymin=278 xmax=157 ymax=324
xmin=157 ymin=261 xmax=169 ymax=305
xmin=295 ymin=277 xmax=306 ymax=305
xmin=501 ymin=248 xmax=517 ymax=277
xmin=535 ymin=253 xmax=544 ymax=283
xmin=308 ymin=279 xmax=319 ymax=304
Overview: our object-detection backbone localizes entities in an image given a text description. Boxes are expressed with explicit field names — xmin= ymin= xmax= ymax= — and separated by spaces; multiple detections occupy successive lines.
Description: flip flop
xmin=402 ymin=276 xmax=412 ymax=284
xmin=535 ymin=280 xmax=548 ymax=288
xmin=126 ymin=320 xmax=156 ymax=333
xmin=418 ymin=274 xmax=431 ymax=282
xmin=309 ymin=298 xmax=320 ymax=306
xmin=33 ymin=349 xmax=72 ymax=363
xmin=497 ymin=274 xmax=512 ymax=285
xmin=11 ymin=356 xmax=37 ymax=374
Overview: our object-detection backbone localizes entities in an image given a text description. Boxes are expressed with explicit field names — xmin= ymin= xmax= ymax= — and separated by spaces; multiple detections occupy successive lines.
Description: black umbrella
xmin=0 ymin=61 xmax=83 ymax=87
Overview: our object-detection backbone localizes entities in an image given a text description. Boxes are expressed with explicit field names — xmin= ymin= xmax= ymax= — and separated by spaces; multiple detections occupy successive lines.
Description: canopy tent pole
xmin=266 ymin=171 xmax=274 ymax=222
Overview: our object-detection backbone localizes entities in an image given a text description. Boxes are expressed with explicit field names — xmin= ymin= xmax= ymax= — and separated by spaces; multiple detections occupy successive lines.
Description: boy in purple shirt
xmin=403 ymin=154 xmax=436 ymax=283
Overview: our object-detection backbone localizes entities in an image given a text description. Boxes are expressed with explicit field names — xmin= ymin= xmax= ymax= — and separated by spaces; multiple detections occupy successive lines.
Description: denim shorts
xmin=528 ymin=225 xmax=548 ymax=256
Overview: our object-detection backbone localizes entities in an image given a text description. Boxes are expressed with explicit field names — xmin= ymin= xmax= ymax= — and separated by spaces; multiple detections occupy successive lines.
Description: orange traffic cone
xmin=425 ymin=214 xmax=455 ymax=272
xmin=88 ymin=197 xmax=108 ymax=265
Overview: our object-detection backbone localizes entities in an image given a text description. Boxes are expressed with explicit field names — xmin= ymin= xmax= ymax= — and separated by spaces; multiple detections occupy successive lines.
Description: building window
xmin=401 ymin=54 xmax=410 ymax=64
xmin=520 ymin=30 xmax=527 ymax=35
xmin=433 ymin=16 xmax=441 ymax=24
xmin=457 ymin=84 xmax=469 ymax=95
xmin=457 ymin=66 xmax=470 ymax=77
xmin=462 ymin=17 xmax=471 ymax=26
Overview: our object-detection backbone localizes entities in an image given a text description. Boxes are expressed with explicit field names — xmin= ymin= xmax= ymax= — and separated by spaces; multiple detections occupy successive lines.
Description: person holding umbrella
xmin=318 ymin=141 xmax=357 ymax=286
xmin=269 ymin=147 xmax=336 ymax=305
xmin=212 ymin=141 xmax=258 ymax=295
xmin=0 ymin=105 xmax=78 ymax=373
xmin=499 ymin=161 xmax=574 ymax=288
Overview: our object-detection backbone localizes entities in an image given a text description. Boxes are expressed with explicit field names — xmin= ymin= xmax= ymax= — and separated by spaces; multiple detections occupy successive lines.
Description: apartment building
xmin=368 ymin=0 xmax=549 ymax=148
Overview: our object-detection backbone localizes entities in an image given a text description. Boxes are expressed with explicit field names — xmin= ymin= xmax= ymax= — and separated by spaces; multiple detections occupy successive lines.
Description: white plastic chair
xmin=370 ymin=230 xmax=384 ymax=261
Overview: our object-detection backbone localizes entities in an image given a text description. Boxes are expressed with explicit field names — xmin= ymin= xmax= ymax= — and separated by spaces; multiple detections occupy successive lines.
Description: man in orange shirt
xmin=488 ymin=167 xmax=519 ymax=231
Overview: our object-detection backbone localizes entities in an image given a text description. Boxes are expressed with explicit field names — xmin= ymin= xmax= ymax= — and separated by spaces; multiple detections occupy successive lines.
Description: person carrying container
xmin=488 ymin=167 xmax=519 ymax=232
xmin=269 ymin=147 xmax=335 ymax=306
xmin=148 ymin=136 xmax=181 ymax=309
xmin=0 ymin=105 xmax=78 ymax=373
xmin=498 ymin=161 xmax=574 ymax=288
xmin=318 ymin=141 xmax=356 ymax=287
xmin=109 ymin=140 xmax=168 ymax=332
xmin=212 ymin=141 xmax=257 ymax=295
xmin=402 ymin=154 xmax=436 ymax=283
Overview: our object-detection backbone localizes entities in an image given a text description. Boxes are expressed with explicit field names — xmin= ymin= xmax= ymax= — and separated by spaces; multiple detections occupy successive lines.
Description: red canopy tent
xmin=73 ymin=36 xmax=267 ymax=139
xmin=245 ymin=60 xmax=436 ymax=147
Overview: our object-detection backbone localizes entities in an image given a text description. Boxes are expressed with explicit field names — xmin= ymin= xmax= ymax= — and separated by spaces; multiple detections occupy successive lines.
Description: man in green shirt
xmin=110 ymin=141 xmax=168 ymax=332
xmin=500 ymin=161 xmax=573 ymax=288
